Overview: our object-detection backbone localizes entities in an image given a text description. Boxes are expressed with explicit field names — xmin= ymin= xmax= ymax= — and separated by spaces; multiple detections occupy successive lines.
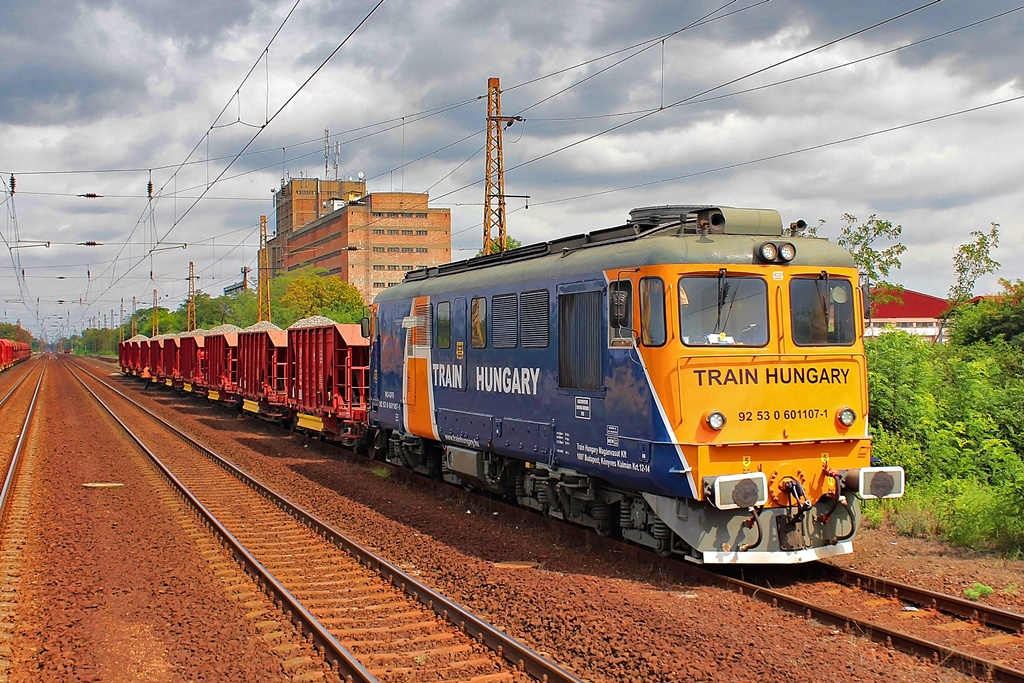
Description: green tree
xmin=836 ymin=213 xmax=906 ymax=304
xmin=476 ymin=236 xmax=523 ymax=257
xmin=949 ymin=278 xmax=1024 ymax=349
xmin=0 ymin=322 xmax=34 ymax=344
xmin=949 ymin=223 xmax=1000 ymax=306
xmin=279 ymin=269 xmax=365 ymax=322
xmin=937 ymin=223 xmax=1000 ymax=342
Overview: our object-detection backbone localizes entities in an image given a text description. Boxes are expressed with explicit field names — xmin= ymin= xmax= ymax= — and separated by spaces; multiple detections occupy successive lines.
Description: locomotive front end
xmin=631 ymin=208 xmax=905 ymax=563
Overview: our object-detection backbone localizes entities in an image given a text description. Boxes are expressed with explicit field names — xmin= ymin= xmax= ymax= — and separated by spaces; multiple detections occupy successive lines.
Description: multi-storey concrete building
xmin=268 ymin=178 xmax=451 ymax=303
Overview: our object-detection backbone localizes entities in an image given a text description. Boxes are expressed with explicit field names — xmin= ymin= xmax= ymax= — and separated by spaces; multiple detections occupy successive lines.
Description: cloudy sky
xmin=2 ymin=0 xmax=1022 ymax=340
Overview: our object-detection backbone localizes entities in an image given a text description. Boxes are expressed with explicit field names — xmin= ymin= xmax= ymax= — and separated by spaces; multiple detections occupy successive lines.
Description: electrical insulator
xmin=8 ymin=175 xmax=14 ymax=194
xmin=147 ymin=180 xmax=153 ymax=198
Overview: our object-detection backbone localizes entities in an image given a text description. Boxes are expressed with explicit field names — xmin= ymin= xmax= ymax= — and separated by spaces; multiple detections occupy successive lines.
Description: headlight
xmin=843 ymin=466 xmax=906 ymax=500
xmin=705 ymin=411 xmax=727 ymax=431
xmin=778 ymin=242 xmax=797 ymax=262
xmin=757 ymin=242 xmax=778 ymax=262
xmin=837 ymin=407 xmax=857 ymax=427
xmin=704 ymin=473 xmax=769 ymax=510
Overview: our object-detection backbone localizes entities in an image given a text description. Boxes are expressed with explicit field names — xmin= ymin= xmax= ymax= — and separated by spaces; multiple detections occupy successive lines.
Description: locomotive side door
xmin=452 ymin=296 xmax=467 ymax=392
xmin=403 ymin=299 xmax=436 ymax=437
xmin=370 ymin=308 xmax=381 ymax=402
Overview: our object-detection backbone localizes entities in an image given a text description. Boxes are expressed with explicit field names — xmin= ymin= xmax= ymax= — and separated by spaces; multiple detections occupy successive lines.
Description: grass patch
xmin=866 ymin=480 xmax=1024 ymax=555
xmin=964 ymin=582 xmax=994 ymax=601
xmin=369 ymin=465 xmax=391 ymax=479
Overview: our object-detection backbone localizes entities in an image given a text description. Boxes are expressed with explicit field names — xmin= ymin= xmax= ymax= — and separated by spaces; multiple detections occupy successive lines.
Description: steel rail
xmin=817 ymin=563 xmax=1024 ymax=634
xmin=688 ymin=566 xmax=1024 ymax=682
xmin=0 ymin=363 xmax=45 ymax=525
xmin=0 ymin=358 xmax=39 ymax=409
xmin=64 ymin=361 xmax=377 ymax=683
xmin=69 ymin=357 xmax=585 ymax=683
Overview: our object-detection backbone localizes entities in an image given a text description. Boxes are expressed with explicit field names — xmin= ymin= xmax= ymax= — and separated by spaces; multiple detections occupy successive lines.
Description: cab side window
xmin=790 ymin=277 xmax=856 ymax=346
xmin=436 ymin=301 xmax=451 ymax=349
xmin=640 ymin=277 xmax=666 ymax=346
xmin=470 ymin=297 xmax=487 ymax=348
xmin=608 ymin=279 xmax=633 ymax=347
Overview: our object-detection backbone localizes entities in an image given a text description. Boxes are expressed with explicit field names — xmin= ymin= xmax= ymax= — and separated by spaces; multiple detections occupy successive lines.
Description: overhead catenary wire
xmin=428 ymin=0 xmax=948 ymax=206
xmin=74 ymin=0 xmax=387 ymax=331
xmin=173 ymin=0 xmax=1006 ymax=269
xmin=14 ymin=0 xmax=1018 ymax=333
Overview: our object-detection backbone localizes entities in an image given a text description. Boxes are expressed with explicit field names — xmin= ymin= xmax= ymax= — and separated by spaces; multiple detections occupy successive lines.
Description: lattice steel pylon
xmin=186 ymin=261 xmax=197 ymax=331
xmin=257 ymin=215 xmax=271 ymax=322
xmin=483 ymin=78 xmax=523 ymax=255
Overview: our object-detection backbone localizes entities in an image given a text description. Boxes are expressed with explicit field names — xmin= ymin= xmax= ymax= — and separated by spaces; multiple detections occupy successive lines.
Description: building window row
xmin=371 ymin=228 xmax=434 ymax=238
xmin=371 ymin=211 xmax=429 ymax=219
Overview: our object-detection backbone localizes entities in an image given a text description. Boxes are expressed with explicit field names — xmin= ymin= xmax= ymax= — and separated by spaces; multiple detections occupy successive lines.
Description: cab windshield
xmin=679 ymin=275 xmax=768 ymax=346
xmin=790 ymin=276 xmax=856 ymax=346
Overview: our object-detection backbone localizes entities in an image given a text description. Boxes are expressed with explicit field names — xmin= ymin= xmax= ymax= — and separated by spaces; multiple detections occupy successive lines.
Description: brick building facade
xmin=268 ymin=178 xmax=451 ymax=303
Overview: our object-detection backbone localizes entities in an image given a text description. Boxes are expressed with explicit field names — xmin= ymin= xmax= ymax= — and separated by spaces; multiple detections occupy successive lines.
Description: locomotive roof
xmin=374 ymin=206 xmax=855 ymax=303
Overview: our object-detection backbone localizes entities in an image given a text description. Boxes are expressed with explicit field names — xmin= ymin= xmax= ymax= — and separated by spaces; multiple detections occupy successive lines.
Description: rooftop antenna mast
xmin=483 ymin=77 xmax=523 ymax=255
xmin=257 ymin=215 xmax=271 ymax=322
xmin=324 ymin=129 xmax=330 ymax=180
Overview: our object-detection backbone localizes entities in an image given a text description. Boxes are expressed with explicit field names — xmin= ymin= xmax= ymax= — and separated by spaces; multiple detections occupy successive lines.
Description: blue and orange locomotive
xmin=367 ymin=205 xmax=904 ymax=564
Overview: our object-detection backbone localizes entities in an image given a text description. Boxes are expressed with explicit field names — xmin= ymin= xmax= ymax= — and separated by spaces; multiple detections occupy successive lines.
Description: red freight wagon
xmin=203 ymin=324 xmax=242 ymax=405
xmin=129 ymin=335 xmax=149 ymax=375
xmin=0 ymin=339 xmax=26 ymax=369
xmin=148 ymin=336 xmax=165 ymax=384
xmin=137 ymin=338 xmax=154 ymax=379
xmin=119 ymin=337 xmax=142 ymax=374
xmin=178 ymin=330 xmax=208 ymax=394
xmin=286 ymin=316 xmax=370 ymax=445
xmin=160 ymin=334 xmax=181 ymax=387
xmin=237 ymin=321 xmax=289 ymax=420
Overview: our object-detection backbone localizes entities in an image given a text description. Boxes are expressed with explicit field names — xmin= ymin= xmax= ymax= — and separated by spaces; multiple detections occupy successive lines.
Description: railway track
xmin=95 ymin=355 xmax=1024 ymax=681
xmin=816 ymin=563 xmax=1024 ymax=633
xmin=0 ymin=357 xmax=45 ymax=679
xmin=706 ymin=564 xmax=1024 ymax=682
xmin=66 ymin=357 xmax=584 ymax=683
xmin=157 ymin=366 xmax=1019 ymax=683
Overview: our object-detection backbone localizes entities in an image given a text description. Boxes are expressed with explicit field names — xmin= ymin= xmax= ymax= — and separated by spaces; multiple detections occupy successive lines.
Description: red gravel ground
xmin=110 ymin=363 xmax=1015 ymax=683
xmin=6 ymin=360 xmax=337 ymax=682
